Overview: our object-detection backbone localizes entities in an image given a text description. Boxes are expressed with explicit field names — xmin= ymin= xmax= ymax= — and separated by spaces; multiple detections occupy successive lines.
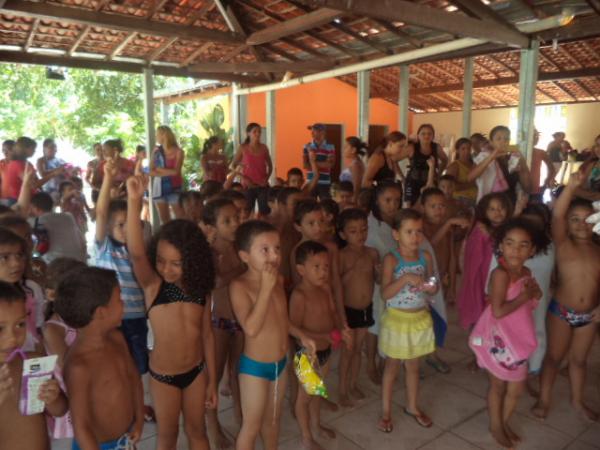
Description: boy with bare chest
xmin=337 ymin=208 xmax=379 ymax=407
xmin=533 ymin=172 xmax=600 ymax=421
xmin=290 ymin=241 xmax=350 ymax=450
xmin=0 ymin=282 xmax=67 ymax=450
xmin=56 ymin=267 xmax=144 ymax=449
xmin=230 ymin=220 xmax=315 ymax=450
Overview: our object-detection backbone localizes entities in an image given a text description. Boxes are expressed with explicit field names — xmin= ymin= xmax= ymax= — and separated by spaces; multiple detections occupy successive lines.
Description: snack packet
xmin=294 ymin=349 xmax=328 ymax=398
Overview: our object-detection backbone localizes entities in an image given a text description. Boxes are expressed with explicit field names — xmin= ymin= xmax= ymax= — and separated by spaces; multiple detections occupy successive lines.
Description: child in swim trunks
xmin=56 ymin=267 xmax=143 ymax=450
xmin=469 ymin=218 xmax=544 ymax=448
xmin=532 ymin=171 xmax=600 ymax=421
xmin=230 ymin=220 xmax=315 ymax=450
xmin=0 ymin=282 xmax=67 ymax=450
xmin=126 ymin=176 xmax=218 ymax=449
xmin=337 ymin=208 xmax=379 ymax=407
xmin=290 ymin=240 xmax=351 ymax=450
xmin=378 ymin=209 xmax=437 ymax=433
xmin=203 ymin=197 xmax=246 ymax=448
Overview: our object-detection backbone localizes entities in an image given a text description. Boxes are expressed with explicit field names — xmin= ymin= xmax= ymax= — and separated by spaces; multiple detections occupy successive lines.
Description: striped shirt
xmin=94 ymin=236 xmax=145 ymax=319
xmin=304 ymin=140 xmax=335 ymax=185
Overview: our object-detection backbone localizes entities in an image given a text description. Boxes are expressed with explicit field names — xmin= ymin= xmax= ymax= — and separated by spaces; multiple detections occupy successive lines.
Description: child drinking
xmin=337 ymin=208 xmax=378 ymax=406
xmin=202 ymin=197 xmax=245 ymax=449
xmin=469 ymin=218 xmax=544 ymax=448
xmin=126 ymin=175 xmax=218 ymax=449
xmin=230 ymin=220 xmax=315 ymax=450
xmin=532 ymin=172 xmax=600 ymax=421
xmin=56 ymin=267 xmax=144 ymax=449
xmin=290 ymin=240 xmax=350 ymax=450
xmin=378 ymin=209 xmax=437 ymax=432
xmin=0 ymin=281 xmax=67 ymax=450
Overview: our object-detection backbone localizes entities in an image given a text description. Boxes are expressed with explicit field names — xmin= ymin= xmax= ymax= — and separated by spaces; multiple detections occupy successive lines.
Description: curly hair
xmin=475 ymin=192 xmax=513 ymax=229
xmin=202 ymin=197 xmax=235 ymax=227
xmin=494 ymin=217 xmax=550 ymax=257
xmin=149 ymin=219 xmax=215 ymax=300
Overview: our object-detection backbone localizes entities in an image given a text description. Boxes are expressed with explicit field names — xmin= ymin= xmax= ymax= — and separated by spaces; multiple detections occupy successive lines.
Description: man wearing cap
xmin=303 ymin=123 xmax=335 ymax=199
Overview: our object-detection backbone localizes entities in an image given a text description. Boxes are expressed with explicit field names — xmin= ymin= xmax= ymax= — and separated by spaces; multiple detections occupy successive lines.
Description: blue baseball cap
xmin=308 ymin=123 xmax=326 ymax=131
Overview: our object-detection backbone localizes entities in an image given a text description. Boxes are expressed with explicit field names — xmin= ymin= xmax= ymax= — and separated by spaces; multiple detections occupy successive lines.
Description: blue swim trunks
xmin=72 ymin=435 xmax=131 ymax=450
xmin=238 ymin=353 xmax=287 ymax=381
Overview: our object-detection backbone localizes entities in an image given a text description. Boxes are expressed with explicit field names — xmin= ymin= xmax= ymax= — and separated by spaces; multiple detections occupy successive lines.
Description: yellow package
xmin=294 ymin=351 xmax=328 ymax=398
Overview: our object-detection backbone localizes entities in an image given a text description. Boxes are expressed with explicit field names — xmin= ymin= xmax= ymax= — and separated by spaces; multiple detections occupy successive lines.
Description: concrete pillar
xmin=232 ymin=84 xmax=248 ymax=146
xmin=518 ymin=40 xmax=540 ymax=166
xmin=462 ymin=57 xmax=474 ymax=138
xmin=266 ymin=90 xmax=276 ymax=183
xmin=357 ymin=70 xmax=370 ymax=141
xmin=398 ymin=65 xmax=409 ymax=134
xmin=142 ymin=68 xmax=158 ymax=230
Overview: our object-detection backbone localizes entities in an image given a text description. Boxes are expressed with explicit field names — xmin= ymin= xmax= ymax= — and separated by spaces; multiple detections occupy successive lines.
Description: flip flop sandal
xmin=377 ymin=417 xmax=394 ymax=433
xmin=426 ymin=357 xmax=451 ymax=374
xmin=403 ymin=408 xmax=433 ymax=428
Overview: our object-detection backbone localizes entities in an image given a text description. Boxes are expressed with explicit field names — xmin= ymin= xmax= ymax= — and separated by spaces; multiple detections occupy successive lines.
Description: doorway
xmin=324 ymin=123 xmax=343 ymax=182
xmin=368 ymin=125 xmax=389 ymax=156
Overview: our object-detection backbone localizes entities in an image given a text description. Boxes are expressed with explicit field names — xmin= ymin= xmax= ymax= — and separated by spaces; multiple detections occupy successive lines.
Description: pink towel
xmin=469 ymin=276 xmax=537 ymax=382
xmin=457 ymin=224 xmax=494 ymax=329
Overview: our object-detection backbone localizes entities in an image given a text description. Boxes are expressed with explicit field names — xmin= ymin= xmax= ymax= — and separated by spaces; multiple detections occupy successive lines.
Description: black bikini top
xmin=148 ymin=281 xmax=205 ymax=313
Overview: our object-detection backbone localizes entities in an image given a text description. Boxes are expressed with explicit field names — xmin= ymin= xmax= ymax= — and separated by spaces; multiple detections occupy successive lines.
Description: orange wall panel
xmin=246 ymin=78 xmax=404 ymax=177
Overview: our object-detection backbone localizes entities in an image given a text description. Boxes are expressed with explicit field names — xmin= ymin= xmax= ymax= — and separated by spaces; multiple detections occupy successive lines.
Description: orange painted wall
xmin=246 ymin=78 xmax=408 ymax=178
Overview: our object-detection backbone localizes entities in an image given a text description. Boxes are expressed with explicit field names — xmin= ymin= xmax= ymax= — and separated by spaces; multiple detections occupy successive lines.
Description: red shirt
xmin=1 ymin=160 xmax=37 ymax=200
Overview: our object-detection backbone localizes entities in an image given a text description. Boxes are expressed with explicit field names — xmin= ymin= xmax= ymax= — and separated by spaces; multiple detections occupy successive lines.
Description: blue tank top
xmin=386 ymin=249 xmax=428 ymax=310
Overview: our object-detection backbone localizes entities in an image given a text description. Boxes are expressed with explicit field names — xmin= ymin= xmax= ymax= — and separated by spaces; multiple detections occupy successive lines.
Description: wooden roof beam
xmin=303 ymin=0 xmax=529 ymax=47
xmin=219 ymin=44 xmax=248 ymax=62
xmin=0 ymin=49 xmax=265 ymax=83
xmin=573 ymin=79 xmax=597 ymax=100
xmin=246 ymin=8 xmax=341 ymax=45
xmin=551 ymin=81 xmax=577 ymax=101
xmin=371 ymin=18 xmax=423 ymax=48
xmin=449 ymin=0 xmax=518 ymax=29
xmin=261 ymin=43 xmax=299 ymax=61
xmin=148 ymin=36 xmax=177 ymax=63
xmin=109 ymin=32 xmax=137 ymax=60
xmin=0 ymin=0 xmax=243 ymax=44
xmin=410 ymin=67 xmax=600 ymax=95
xmin=183 ymin=0 xmax=215 ymax=26
xmin=585 ymin=0 xmax=600 ymax=16
xmin=537 ymin=86 xmax=559 ymax=102
xmin=23 ymin=18 xmax=39 ymax=51
xmin=188 ymin=60 xmax=331 ymax=73
xmin=146 ymin=0 xmax=170 ymax=19
xmin=68 ymin=0 xmax=120 ymax=56
xmin=181 ymin=41 xmax=213 ymax=66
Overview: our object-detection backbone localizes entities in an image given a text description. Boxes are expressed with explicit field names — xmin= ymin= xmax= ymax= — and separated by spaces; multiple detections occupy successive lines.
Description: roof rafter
xmin=181 ymin=41 xmax=213 ymax=66
xmin=370 ymin=18 xmax=423 ymax=48
xmin=246 ymin=8 xmax=340 ymax=45
xmin=67 ymin=0 xmax=112 ymax=56
xmin=573 ymin=79 xmax=597 ymax=100
xmin=537 ymin=86 xmax=559 ymax=102
xmin=148 ymin=36 xmax=177 ymax=63
xmin=551 ymin=80 xmax=577 ymax=101
xmin=0 ymin=0 xmax=243 ymax=44
xmin=109 ymin=32 xmax=137 ymax=60
xmin=302 ymin=0 xmax=529 ymax=47
xmin=188 ymin=60 xmax=333 ymax=73
xmin=23 ymin=18 xmax=39 ymax=51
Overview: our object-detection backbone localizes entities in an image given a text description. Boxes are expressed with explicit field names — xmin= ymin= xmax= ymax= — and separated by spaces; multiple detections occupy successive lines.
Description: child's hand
xmin=524 ymin=278 xmax=542 ymax=301
xmin=205 ymin=382 xmax=218 ymax=410
xmin=129 ymin=421 xmax=143 ymax=444
xmin=0 ymin=364 xmax=14 ymax=406
xmin=300 ymin=335 xmax=316 ymax=360
xmin=38 ymin=379 xmax=61 ymax=405
xmin=449 ymin=217 xmax=470 ymax=229
xmin=22 ymin=164 xmax=35 ymax=188
xmin=260 ymin=263 xmax=278 ymax=293
xmin=309 ymin=149 xmax=317 ymax=164
xmin=404 ymin=273 xmax=424 ymax=287
xmin=126 ymin=175 xmax=146 ymax=200
xmin=104 ymin=157 xmax=118 ymax=179
xmin=426 ymin=156 xmax=435 ymax=170
xmin=567 ymin=170 xmax=585 ymax=189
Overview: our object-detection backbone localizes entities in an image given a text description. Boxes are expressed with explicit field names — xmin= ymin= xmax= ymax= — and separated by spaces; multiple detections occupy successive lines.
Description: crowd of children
xmin=0 ymin=125 xmax=599 ymax=450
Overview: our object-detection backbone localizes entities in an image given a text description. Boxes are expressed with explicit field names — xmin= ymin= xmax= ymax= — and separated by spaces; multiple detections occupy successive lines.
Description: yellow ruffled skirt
xmin=379 ymin=308 xmax=435 ymax=360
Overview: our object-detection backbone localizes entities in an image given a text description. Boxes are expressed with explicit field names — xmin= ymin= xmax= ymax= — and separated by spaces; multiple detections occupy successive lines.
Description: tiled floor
xmin=53 ymin=308 xmax=600 ymax=450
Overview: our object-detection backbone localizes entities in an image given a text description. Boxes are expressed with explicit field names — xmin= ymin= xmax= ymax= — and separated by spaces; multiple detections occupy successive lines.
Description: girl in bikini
xmin=126 ymin=175 xmax=217 ymax=450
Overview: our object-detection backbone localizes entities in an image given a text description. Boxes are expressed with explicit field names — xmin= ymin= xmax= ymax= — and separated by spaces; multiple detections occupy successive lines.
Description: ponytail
xmin=346 ymin=136 xmax=369 ymax=157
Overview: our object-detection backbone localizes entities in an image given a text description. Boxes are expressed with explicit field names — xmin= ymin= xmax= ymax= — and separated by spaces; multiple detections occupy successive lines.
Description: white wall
xmin=412 ymin=102 xmax=600 ymax=152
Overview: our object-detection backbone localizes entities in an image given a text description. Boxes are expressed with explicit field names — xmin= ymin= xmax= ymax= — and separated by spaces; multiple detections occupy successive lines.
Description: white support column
xmin=160 ymin=100 xmax=170 ymax=125
xmin=462 ymin=57 xmax=474 ymax=138
xmin=398 ymin=65 xmax=409 ymax=134
xmin=517 ymin=39 xmax=539 ymax=166
xmin=357 ymin=70 xmax=370 ymax=141
xmin=232 ymin=84 xmax=248 ymax=146
xmin=142 ymin=68 xmax=158 ymax=229
xmin=266 ymin=90 xmax=276 ymax=183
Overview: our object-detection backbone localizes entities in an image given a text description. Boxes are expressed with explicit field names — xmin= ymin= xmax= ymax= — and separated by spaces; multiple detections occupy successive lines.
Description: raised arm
xmin=95 ymin=159 xmax=116 ymax=243
xmin=515 ymin=153 xmax=533 ymax=194
xmin=301 ymin=150 xmax=320 ymax=194
xmin=468 ymin=149 xmax=502 ymax=182
xmin=552 ymin=170 xmax=584 ymax=245
xmin=126 ymin=176 xmax=161 ymax=294
xmin=437 ymin=147 xmax=449 ymax=173
xmin=12 ymin=163 xmax=34 ymax=216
